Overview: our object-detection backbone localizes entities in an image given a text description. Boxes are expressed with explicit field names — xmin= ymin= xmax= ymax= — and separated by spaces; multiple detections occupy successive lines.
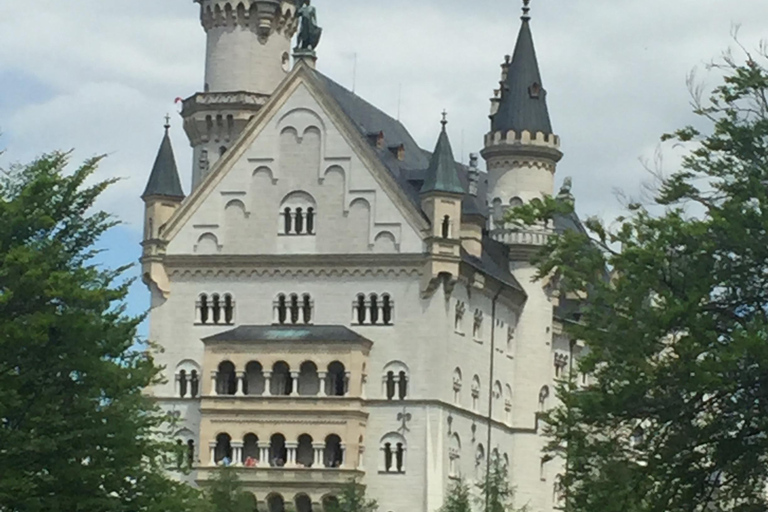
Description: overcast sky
xmin=1 ymin=0 xmax=767 ymax=323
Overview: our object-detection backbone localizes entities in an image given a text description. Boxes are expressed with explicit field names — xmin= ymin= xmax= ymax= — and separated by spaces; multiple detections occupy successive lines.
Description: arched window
xmin=454 ymin=301 xmax=465 ymax=333
xmin=370 ymin=294 xmax=379 ymax=324
xmin=275 ymin=293 xmax=312 ymax=325
xmin=224 ymin=294 xmax=234 ymax=324
xmin=324 ymin=434 xmax=343 ymax=468
xmin=297 ymin=434 xmax=314 ymax=467
xmin=322 ymin=496 xmax=339 ymax=512
xmin=268 ymin=494 xmax=286 ymax=512
xmin=190 ymin=370 xmax=199 ymax=398
xmin=211 ymin=294 xmax=222 ymax=324
xmin=290 ymin=294 xmax=300 ymax=324
xmin=382 ymin=294 xmax=393 ymax=325
xmin=198 ymin=294 xmax=209 ymax=324
xmin=505 ymin=384 xmax=513 ymax=423
xmin=219 ymin=145 xmax=227 ymax=157
xmin=327 ymin=361 xmax=346 ymax=397
xmin=473 ymin=310 xmax=484 ymax=341
xmin=356 ymin=294 xmax=366 ymax=324
xmin=298 ymin=361 xmax=320 ymax=396
xmin=269 ymin=434 xmax=287 ymax=467
xmin=178 ymin=370 xmax=187 ymax=398
xmin=243 ymin=434 xmax=259 ymax=465
xmin=471 ymin=375 xmax=481 ymax=412
xmin=295 ymin=494 xmax=313 ymax=512
xmin=383 ymin=361 xmax=409 ymax=400
xmin=271 ymin=362 xmax=292 ymax=396
xmin=449 ymin=434 xmax=461 ymax=478
xmin=217 ymin=361 xmax=237 ymax=396
xmin=475 ymin=444 xmax=485 ymax=480
xmin=539 ymin=385 xmax=550 ymax=411
xmin=244 ymin=361 xmax=265 ymax=396
xmin=493 ymin=381 xmax=503 ymax=417
xmin=302 ymin=294 xmax=313 ymax=324
xmin=280 ymin=191 xmax=317 ymax=236
xmin=215 ymin=433 xmax=232 ymax=465
xmin=380 ymin=433 xmax=406 ymax=473
xmin=187 ymin=439 xmax=195 ymax=467
xmin=442 ymin=215 xmax=451 ymax=239
xmin=453 ymin=368 xmax=462 ymax=405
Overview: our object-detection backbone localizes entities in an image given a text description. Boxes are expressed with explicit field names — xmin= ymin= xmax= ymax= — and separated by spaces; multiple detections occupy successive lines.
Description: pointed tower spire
xmin=421 ymin=112 xmax=465 ymax=195
xmin=491 ymin=0 xmax=552 ymax=135
xmin=142 ymin=117 xmax=185 ymax=200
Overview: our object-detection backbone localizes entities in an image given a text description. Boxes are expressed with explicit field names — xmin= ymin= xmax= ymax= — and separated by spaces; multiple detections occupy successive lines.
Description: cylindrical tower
xmin=183 ymin=0 xmax=298 ymax=190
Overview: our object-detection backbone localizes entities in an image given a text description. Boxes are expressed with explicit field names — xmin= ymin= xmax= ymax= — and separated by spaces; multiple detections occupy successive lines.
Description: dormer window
xmin=529 ymin=82 xmax=542 ymax=99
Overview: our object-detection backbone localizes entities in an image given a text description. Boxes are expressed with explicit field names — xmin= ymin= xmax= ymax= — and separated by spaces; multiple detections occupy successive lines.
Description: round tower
xmin=480 ymin=2 xmax=562 ymax=232
xmin=183 ymin=0 xmax=299 ymax=189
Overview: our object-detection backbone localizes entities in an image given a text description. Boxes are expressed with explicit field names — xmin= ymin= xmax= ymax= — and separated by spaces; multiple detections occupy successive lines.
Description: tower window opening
xmin=442 ymin=215 xmax=451 ymax=239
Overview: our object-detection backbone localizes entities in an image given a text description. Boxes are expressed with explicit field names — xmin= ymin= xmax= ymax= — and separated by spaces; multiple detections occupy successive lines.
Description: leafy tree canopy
xmin=0 ymin=152 xmax=201 ymax=511
xmin=326 ymin=479 xmax=378 ymax=512
xmin=507 ymin=44 xmax=768 ymax=512
xmin=198 ymin=465 xmax=256 ymax=512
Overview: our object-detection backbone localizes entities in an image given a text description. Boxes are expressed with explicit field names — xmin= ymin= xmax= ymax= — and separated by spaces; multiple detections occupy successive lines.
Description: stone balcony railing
xmin=196 ymin=466 xmax=363 ymax=485
xmin=490 ymin=228 xmax=552 ymax=247
xmin=181 ymin=91 xmax=271 ymax=117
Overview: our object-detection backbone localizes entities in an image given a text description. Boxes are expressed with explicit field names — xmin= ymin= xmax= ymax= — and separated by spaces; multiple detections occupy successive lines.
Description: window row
xmin=452 ymin=368 xmax=515 ymax=423
xmin=213 ymin=361 xmax=349 ymax=397
xmin=196 ymin=293 xmax=235 ymax=325
xmin=454 ymin=300 xmax=516 ymax=352
xmin=273 ymin=293 xmax=314 ymax=325
xmin=352 ymin=293 xmax=394 ymax=326
xmin=212 ymin=433 xmax=345 ymax=469
xmin=282 ymin=207 xmax=316 ymax=235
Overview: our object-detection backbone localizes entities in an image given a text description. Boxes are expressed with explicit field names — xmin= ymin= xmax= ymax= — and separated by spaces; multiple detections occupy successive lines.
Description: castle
xmin=140 ymin=1 xmax=582 ymax=511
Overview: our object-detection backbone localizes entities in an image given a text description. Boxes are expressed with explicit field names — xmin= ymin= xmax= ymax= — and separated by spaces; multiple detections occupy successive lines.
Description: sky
xmin=1 ymin=0 xmax=767 ymax=331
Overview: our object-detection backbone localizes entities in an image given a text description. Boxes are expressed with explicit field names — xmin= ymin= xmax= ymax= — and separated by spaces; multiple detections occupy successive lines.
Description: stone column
xmin=209 ymin=442 xmax=217 ymax=467
xmin=272 ymin=301 xmax=280 ymax=324
xmin=260 ymin=446 xmax=270 ymax=465
xmin=286 ymin=442 xmax=298 ymax=467
xmin=290 ymin=371 xmax=300 ymax=397
xmin=231 ymin=442 xmax=244 ymax=466
xmin=299 ymin=304 xmax=306 ymax=325
xmin=364 ymin=300 xmax=372 ymax=324
xmin=210 ymin=371 xmax=218 ymax=396
xmin=340 ymin=444 xmax=347 ymax=468
xmin=357 ymin=445 xmax=365 ymax=470
xmin=344 ymin=372 xmax=351 ymax=396
xmin=318 ymin=371 xmax=328 ymax=397
xmin=313 ymin=443 xmax=325 ymax=468
xmin=263 ymin=371 xmax=272 ymax=397
xmin=174 ymin=374 xmax=180 ymax=397
xmin=236 ymin=372 xmax=245 ymax=396
xmin=195 ymin=302 xmax=202 ymax=324
xmin=351 ymin=301 xmax=359 ymax=324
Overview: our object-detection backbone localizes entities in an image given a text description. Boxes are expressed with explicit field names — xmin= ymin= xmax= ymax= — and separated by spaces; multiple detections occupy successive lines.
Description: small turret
xmin=141 ymin=118 xmax=185 ymax=296
xmin=482 ymin=0 xmax=562 ymax=240
xmin=420 ymin=113 xmax=465 ymax=296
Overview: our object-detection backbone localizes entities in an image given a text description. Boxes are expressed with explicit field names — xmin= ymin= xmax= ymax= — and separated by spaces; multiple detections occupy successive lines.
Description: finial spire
xmin=441 ymin=110 xmax=448 ymax=130
xmin=164 ymin=113 xmax=171 ymax=132
xmin=522 ymin=0 xmax=531 ymax=21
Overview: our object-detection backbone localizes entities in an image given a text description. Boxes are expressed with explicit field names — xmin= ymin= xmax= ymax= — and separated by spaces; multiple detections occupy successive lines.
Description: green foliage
xmin=440 ymin=477 xmax=472 ymax=512
xmin=326 ymin=479 xmax=378 ymax=512
xmin=476 ymin=454 xmax=524 ymax=512
xmin=505 ymin=46 xmax=768 ymax=512
xmin=198 ymin=466 xmax=256 ymax=512
xmin=0 ymin=152 xmax=201 ymax=511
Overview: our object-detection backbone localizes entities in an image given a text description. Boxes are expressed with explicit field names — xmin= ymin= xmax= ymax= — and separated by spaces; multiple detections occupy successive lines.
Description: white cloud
xmin=1 ymin=0 xmax=767 ymax=232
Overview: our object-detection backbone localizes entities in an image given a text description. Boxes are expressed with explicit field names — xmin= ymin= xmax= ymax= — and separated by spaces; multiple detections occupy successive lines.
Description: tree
xmin=440 ymin=477 xmax=472 ymax=512
xmin=476 ymin=453 xmax=524 ymax=512
xmin=0 ymin=152 xmax=201 ymax=511
xmin=325 ymin=479 xmax=378 ymax=512
xmin=507 ymin=44 xmax=768 ymax=512
xmin=199 ymin=465 xmax=256 ymax=512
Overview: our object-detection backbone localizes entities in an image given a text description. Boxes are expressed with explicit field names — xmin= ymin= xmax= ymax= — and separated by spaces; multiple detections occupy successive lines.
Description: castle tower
xmin=182 ymin=0 xmax=299 ymax=189
xmin=141 ymin=118 xmax=185 ymax=296
xmin=481 ymin=0 xmax=562 ymax=232
xmin=420 ymin=114 xmax=465 ymax=294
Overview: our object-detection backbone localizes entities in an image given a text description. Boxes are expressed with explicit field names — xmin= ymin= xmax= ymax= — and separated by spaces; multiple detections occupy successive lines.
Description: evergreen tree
xmin=476 ymin=453 xmax=523 ymax=512
xmin=507 ymin=47 xmax=768 ymax=512
xmin=0 ymin=152 xmax=201 ymax=511
xmin=200 ymin=465 xmax=256 ymax=512
xmin=325 ymin=479 xmax=378 ymax=512
xmin=440 ymin=477 xmax=472 ymax=512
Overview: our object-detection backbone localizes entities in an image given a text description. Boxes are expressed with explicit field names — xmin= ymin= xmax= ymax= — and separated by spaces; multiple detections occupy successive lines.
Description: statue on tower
xmin=295 ymin=0 xmax=322 ymax=51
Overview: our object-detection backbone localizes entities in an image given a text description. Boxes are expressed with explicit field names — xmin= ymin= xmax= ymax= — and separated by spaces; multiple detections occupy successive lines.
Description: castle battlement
xmin=198 ymin=0 xmax=297 ymax=35
xmin=484 ymin=129 xmax=560 ymax=150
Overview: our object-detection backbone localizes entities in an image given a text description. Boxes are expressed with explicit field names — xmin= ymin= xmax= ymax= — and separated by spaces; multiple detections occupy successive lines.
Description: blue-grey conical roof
xmin=421 ymin=119 xmax=465 ymax=195
xmin=491 ymin=16 xmax=553 ymax=135
xmin=142 ymin=125 xmax=184 ymax=200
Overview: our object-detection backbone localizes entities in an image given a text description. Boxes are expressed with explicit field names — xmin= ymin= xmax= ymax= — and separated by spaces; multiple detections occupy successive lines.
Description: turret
xmin=481 ymin=0 xmax=562 ymax=234
xmin=141 ymin=119 xmax=185 ymax=296
xmin=183 ymin=0 xmax=299 ymax=189
xmin=420 ymin=114 xmax=465 ymax=295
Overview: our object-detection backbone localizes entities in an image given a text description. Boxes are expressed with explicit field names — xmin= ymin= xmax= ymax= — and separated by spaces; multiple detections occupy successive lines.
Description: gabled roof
xmin=491 ymin=15 xmax=553 ymax=135
xmin=420 ymin=119 xmax=465 ymax=195
xmin=142 ymin=125 xmax=184 ymax=200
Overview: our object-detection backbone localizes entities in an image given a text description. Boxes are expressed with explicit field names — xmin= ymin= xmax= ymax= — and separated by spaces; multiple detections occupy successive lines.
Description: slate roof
xmin=142 ymin=127 xmax=185 ymax=200
xmin=202 ymin=325 xmax=373 ymax=345
xmin=421 ymin=121 xmax=465 ymax=195
xmin=491 ymin=16 xmax=553 ymax=135
xmin=461 ymin=240 xmax=525 ymax=294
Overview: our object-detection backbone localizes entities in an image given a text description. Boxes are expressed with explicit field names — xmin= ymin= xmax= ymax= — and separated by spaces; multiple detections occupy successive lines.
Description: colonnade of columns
xmin=209 ymin=370 xmax=351 ymax=397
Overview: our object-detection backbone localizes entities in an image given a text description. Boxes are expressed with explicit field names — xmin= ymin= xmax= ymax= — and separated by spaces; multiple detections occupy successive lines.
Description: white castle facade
xmin=140 ymin=2 xmax=583 ymax=511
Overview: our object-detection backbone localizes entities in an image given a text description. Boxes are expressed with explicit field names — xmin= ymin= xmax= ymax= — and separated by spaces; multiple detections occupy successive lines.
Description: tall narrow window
xmin=384 ymin=443 xmax=393 ymax=472
xmin=290 ymin=294 xmax=300 ymax=324
xmin=278 ymin=294 xmax=287 ymax=324
xmin=442 ymin=215 xmax=451 ymax=239
xmin=306 ymin=207 xmax=315 ymax=234
xmin=190 ymin=370 xmax=199 ymax=398
xmin=302 ymin=294 xmax=312 ymax=324
xmin=382 ymin=295 xmax=392 ymax=325
xmin=284 ymin=207 xmax=292 ymax=234
xmin=224 ymin=294 xmax=234 ymax=324
xmin=212 ymin=294 xmax=221 ymax=324
xmin=370 ymin=294 xmax=379 ymax=325
xmin=396 ymin=443 xmax=405 ymax=472
xmin=295 ymin=208 xmax=304 ymax=234
xmin=356 ymin=294 xmax=366 ymax=324
xmin=187 ymin=440 xmax=195 ymax=467
xmin=398 ymin=371 xmax=408 ymax=400
xmin=199 ymin=294 xmax=209 ymax=324
xmin=386 ymin=371 xmax=396 ymax=400
xmin=179 ymin=370 xmax=187 ymax=398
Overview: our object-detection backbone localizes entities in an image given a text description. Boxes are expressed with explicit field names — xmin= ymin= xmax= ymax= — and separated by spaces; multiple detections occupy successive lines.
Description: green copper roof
xmin=491 ymin=16 xmax=553 ymax=135
xmin=142 ymin=125 xmax=184 ymax=200
xmin=420 ymin=118 xmax=465 ymax=195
